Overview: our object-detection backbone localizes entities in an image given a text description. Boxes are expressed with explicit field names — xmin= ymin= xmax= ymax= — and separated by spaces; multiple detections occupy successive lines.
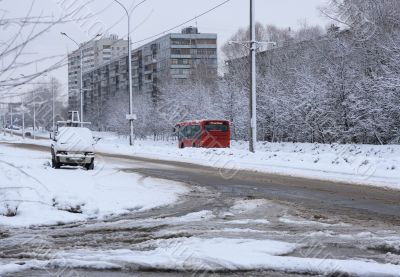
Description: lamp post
xmin=2 ymin=114 xmax=5 ymax=136
xmin=61 ymin=32 xmax=101 ymax=126
xmin=51 ymin=78 xmax=55 ymax=133
xmin=249 ymin=0 xmax=256 ymax=152
xmin=21 ymin=99 xmax=25 ymax=139
xmin=112 ymin=0 xmax=134 ymax=146
xmin=43 ymin=74 xmax=55 ymax=133
xmin=228 ymin=0 xmax=276 ymax=152
xmin=32 ymin=91 xmax=36 ymax=140
xmin=10 ymin=103 xmax=13 ymax=137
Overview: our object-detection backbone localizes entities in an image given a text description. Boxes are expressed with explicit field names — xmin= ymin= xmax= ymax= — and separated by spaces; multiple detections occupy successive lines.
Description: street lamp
xmin=42 ymin=73 xmax=56 ymax=134
xmin=112 ymin=0 xmax=134 ymax=146
xmin=61 ymin=32 xmax=101 ymax=126
xmin=228 ymin=0 xmax=276 ymax=153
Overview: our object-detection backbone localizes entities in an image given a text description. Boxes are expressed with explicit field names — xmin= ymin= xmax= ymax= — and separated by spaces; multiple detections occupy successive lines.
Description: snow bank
xmin=0 ymin=143 xmax=188 ymax=227
xmin=4 ymin=237 xmax=400 ymax=276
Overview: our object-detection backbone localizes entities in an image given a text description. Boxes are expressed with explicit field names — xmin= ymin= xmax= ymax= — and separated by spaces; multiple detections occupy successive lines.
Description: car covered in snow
xmin=51 ymin=127 xmax=96 ymax=170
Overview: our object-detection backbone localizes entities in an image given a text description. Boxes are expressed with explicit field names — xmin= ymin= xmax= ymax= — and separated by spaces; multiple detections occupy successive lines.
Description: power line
xmin=1 ymin=0 xmax=232 ymax=99
xmin=62 ymin=0 xmax=232 ymax=76
xmin=131 ymin=0 xmax=232 ymax=45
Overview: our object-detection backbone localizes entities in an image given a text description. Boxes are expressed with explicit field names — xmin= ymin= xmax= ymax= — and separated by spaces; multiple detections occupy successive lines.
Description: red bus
xmin=174 ymin=120 xmax=230 ymax=148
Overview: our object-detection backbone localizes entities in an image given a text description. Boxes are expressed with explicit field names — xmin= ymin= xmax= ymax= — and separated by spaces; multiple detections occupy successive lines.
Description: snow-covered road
xmin=1 ymin=140 xmax=400 ymax=276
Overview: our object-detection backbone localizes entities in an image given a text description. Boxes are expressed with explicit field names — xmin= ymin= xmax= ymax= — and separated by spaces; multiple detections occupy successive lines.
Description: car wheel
xmin=53 ymin=159 xmax=61 ymax=169
xmin=51 ymin=155 xmax=60 ymax=169
xmin=86 ymin=160 xmax=94 ymax=170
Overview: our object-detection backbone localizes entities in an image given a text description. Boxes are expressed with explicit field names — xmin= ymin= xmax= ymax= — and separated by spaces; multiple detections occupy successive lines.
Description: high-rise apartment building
xmin=67 ymin=34 xmax=128 ymax=111
xmin=80 ymin=27 xmax=217 ymax=117
xmin=67 ymin=27 xmax=217 ymax=129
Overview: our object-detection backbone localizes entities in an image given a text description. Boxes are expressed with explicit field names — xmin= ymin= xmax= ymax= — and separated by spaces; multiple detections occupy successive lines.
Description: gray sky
xmin=2 ymin=0 xmax=332 ymax=100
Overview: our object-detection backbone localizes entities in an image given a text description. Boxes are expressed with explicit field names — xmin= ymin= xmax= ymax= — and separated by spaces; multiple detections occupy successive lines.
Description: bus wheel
xmin=180 ymin=143 xmax=184 ymax=149
xmin=192 ymin=143 xmax=196 ymax=148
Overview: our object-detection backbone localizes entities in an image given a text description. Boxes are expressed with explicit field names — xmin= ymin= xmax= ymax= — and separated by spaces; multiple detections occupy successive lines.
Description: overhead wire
xmin=131 ymin=0 xmax=232 ymax=45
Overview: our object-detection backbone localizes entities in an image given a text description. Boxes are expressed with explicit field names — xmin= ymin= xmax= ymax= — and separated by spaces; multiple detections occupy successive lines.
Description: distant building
xmin=81 ymin=27 xmax=218 ymax=127
xmin=67 ymin=34 xmax=128 ymax=111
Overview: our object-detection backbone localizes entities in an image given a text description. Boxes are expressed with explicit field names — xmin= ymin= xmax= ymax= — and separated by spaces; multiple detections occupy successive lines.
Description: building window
xmin=171 ymin=58 xmax=191 ymax=65
xmin=171 ymin=48 xmax=190 ymax=55
xmin=196 ymin=39 xmax=217 ymax=45
xmin=171 ymin=38 xmax=191 ymax=45
xmin=196 ymin=49 xmax=216 ymax=55
xmin=171 ymin=69 xmax=190 ymax=76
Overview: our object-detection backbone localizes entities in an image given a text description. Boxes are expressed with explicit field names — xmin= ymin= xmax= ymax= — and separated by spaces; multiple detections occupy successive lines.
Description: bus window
xmin=183 ymin=126 xmax=192 ymax=138
xmin=205 ymin=123 xmax=229 ymax=132
xmin=177 ymin=127 xmax=183 ymax=140
xmin=192 ymin=125 xmax=201 ymax=139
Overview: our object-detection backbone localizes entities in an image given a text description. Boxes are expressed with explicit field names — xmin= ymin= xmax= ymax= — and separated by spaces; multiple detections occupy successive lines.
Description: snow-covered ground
xmin=1 ymin=131 xmax=399 ymax=190
xmin=0 ymin=142 xmax=188 ymax=227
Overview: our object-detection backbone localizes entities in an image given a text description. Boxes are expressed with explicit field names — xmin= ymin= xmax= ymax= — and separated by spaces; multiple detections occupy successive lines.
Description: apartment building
xmin=81 ymin=27 xmax=217 ymax=127
xmin=67 ymin=34 xmax=128 ymax=111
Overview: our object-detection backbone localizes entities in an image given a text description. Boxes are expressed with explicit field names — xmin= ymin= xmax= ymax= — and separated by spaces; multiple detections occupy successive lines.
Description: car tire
xmin=51 ymin=155 xmax=60 ymax=169
xmin=86 ymin=160 xmax=94 ymax=170
xmin=52 ymin=158 xmax=61 ymax=169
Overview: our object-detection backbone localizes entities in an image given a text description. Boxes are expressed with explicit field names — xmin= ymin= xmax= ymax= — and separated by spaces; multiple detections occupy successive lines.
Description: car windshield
xmin=57 ymin=127 xmax=94 ymax=145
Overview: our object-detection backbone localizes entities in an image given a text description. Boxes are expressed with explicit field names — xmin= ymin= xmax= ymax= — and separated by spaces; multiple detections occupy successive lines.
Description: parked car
xmin=51 ymin=127 xmax=96 ymax=170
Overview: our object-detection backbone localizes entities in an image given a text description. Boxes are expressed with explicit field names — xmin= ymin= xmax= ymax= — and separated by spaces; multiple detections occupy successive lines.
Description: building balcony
xmin=170 ymin=64 xmax=191 ymax=69
xmin=170 ymin=54 xmax=192 ymax=59
xmin=170 ymin=45 xmax=196 ymax=50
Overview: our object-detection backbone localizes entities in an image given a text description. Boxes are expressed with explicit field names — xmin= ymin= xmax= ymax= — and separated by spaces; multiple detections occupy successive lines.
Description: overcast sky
xmin=2 ymin=0 xmax=332 ymax=100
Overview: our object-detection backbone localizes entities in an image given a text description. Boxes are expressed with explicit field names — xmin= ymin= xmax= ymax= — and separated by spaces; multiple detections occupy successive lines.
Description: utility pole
xmin=32 ymin=91 xmax=36 ymax=140
xmin=128 ymin=18 xmax=134 ymax=146
xmin=249 ymin=0 xmax=256 ymax=153
xmin=52 ymin=78 xmax=55 ymax=132
xmin=112 ymin=0 xmax=135 ymax=146
xmin=229 ymin=1 xmax=275 ymax=152
xmin=61 ymin=33 xmax=100 ymax=127
xmin=10 ymin=104 xmax=13 ymax=137
xmin=2 ymin=114 xmax=5 ymax=136
xmin=79 ymin=48 xmax=83 ymax=127
xmin=21 ymin=100 xmax=25 ymax=139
